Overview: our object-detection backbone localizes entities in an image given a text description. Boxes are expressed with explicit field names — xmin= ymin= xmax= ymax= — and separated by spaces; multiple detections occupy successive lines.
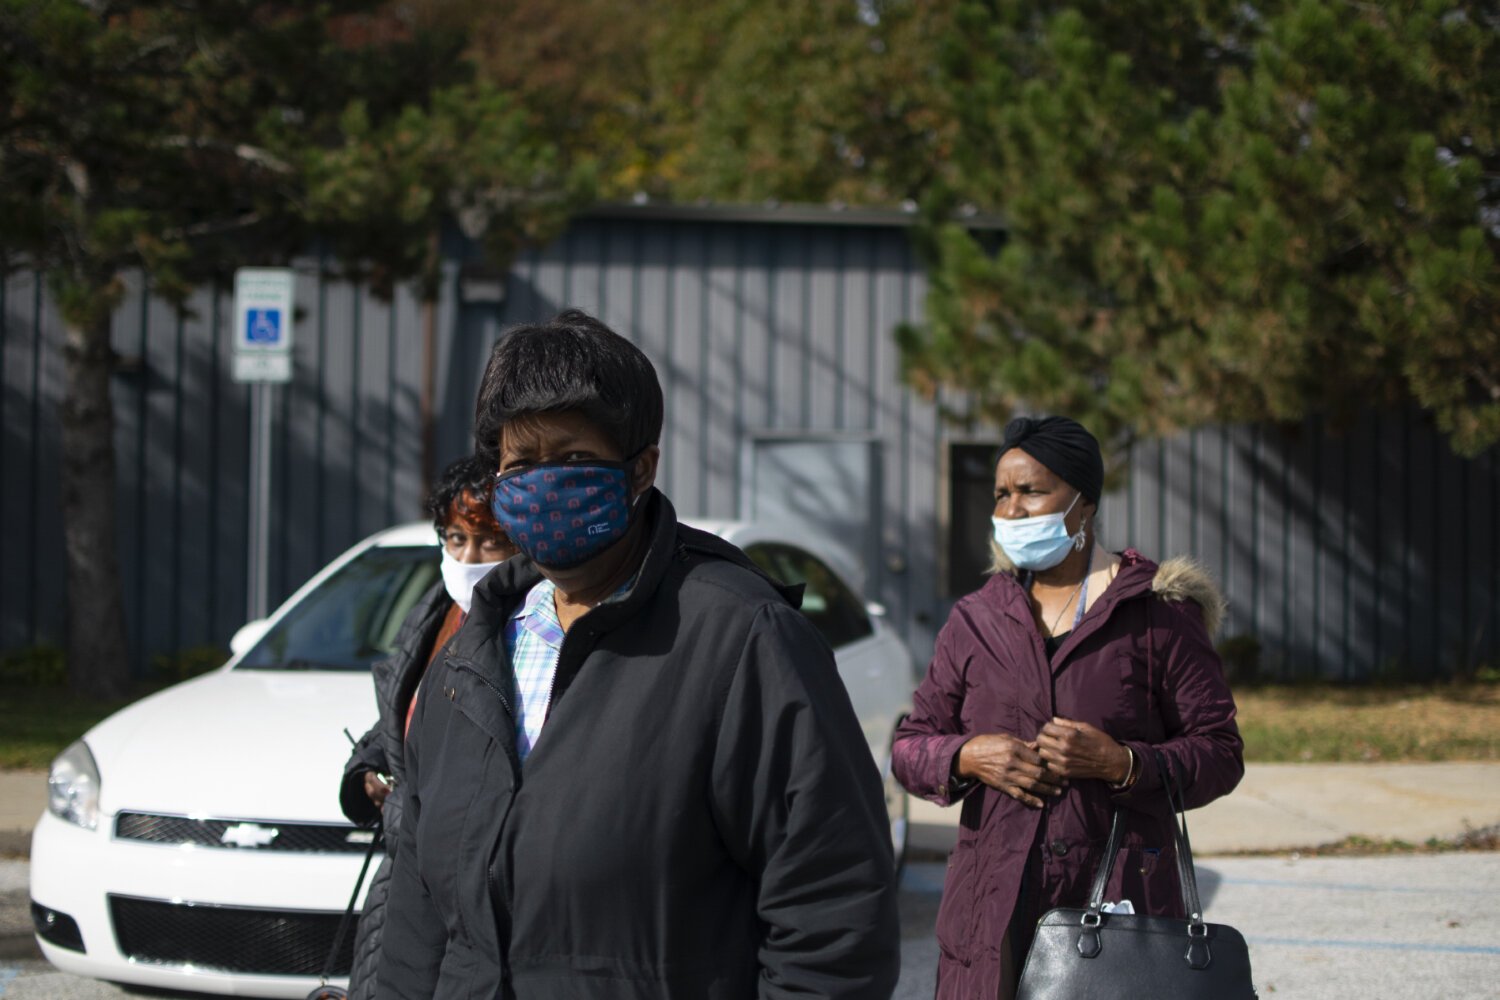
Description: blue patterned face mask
xmin=490 ymin=459 xmax=638 ymax=569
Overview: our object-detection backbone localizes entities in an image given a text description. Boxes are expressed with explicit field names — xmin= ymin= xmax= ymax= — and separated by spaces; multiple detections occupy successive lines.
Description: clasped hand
xmin=364 ymin=770 xmax=393 ymax=809
xmin=956 ymin=718 xmax=1131 ymax=808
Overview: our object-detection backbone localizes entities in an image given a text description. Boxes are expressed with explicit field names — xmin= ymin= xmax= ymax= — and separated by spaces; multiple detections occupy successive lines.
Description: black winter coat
xmin=340 ymin=579 xmax=453 ymax=838
xmin=339 ymin=580 xmax=454 ymax=1000
xmin=378 ymin=490 xmax=900 ymax=999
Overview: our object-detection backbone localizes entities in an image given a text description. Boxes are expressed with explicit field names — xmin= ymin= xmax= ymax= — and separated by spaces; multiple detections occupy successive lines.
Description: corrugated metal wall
xmin=1 ymin=265 xmax=432 ymax=673
xmin=1106 ymin=419 xmax=1498 ymax=680
xmin=444 ymin=216 xmax=943 ymax=658
xmin=3 ymin=209 xmax=1496 ymax=680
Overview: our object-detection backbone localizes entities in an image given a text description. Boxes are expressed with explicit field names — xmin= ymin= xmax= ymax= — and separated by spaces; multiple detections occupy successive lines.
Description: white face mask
xmin=440 ymin=548 xmax=501 ymax=614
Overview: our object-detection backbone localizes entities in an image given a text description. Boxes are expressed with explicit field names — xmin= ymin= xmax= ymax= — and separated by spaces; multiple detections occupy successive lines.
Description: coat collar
xmin=985 ymin=548 xmax=1159 ymax=624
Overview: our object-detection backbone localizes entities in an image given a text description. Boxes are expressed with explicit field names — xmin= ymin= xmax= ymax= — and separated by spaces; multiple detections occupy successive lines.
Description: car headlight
xmin=48 ymin=740 xmax=101 ymax=830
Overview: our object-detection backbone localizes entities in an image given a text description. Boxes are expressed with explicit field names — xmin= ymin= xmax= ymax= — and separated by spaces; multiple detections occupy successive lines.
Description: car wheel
xmin=882 ymin=724 xmax=909 ymax=874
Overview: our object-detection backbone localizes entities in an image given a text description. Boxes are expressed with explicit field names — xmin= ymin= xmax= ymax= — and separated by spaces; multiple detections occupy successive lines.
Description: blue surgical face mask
xmin=992 ymin=491 xmax=1085 ymax=571
xmin=490 ymin=457 xmax=640 ymax=569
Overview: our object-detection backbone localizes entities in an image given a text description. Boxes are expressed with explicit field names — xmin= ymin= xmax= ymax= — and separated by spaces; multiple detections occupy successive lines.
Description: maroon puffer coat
xmin=893 ymin=550 xmax=1243 ymax=999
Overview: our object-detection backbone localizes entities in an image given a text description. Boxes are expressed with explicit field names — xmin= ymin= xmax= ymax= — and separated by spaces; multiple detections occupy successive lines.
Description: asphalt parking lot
xmin=5 ymin=853 xmax=1498 ymax=998
xmin=895 ymin=852 xmax=1500 ymax=1000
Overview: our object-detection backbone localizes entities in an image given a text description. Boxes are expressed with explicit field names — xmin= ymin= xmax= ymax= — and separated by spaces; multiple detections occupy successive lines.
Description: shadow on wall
xmin=1 ymin=267 xmax=429 ymax=677
xmin=1122 ymin=412 xmax=1496 ymax=682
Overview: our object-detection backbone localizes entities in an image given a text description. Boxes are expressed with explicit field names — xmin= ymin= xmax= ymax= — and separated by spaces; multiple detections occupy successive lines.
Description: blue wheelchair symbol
xmin=247 ymin=308 xmax=281 ymax=345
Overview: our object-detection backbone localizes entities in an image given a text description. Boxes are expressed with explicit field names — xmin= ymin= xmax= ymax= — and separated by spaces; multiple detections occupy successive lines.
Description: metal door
xmin=740 ymin=435 xmax=883 ymax=597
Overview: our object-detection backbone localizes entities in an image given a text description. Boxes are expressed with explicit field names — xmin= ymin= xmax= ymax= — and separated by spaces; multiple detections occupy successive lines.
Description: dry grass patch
xmin=1217 ymin=824 xmax=1500 ymax=858
xmin=1236 ymin=682 xmax=1500 ymax=763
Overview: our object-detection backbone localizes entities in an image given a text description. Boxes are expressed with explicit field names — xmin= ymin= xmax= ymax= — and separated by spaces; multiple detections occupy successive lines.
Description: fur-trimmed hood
xmin=1150 ymin=556 xmax=1226 ymax=637
xmin=987 ymin=539 xmax=1226 ymax=636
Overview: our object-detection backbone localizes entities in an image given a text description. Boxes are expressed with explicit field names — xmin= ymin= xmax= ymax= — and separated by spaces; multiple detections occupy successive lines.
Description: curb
xmin=0 ymin=834 xmax=28 ymax=861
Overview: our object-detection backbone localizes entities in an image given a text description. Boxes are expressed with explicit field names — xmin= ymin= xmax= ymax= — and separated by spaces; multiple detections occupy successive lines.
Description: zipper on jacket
xmin=488 ymin=832 xmax=514 ymax=987
xmin=450 ymin=654 xmax=521 ymax=985
xmin=542 ymin=583 xmax=622 ymax=725
xmin=540 ymin=626 xmax=595 ymax=730
xmin=450 ymin=658 xmax=524 ymax=775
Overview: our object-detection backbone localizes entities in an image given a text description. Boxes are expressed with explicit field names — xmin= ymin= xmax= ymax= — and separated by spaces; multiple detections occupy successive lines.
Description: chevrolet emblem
xmin=221 ymin=823 xmax=279 ymax=848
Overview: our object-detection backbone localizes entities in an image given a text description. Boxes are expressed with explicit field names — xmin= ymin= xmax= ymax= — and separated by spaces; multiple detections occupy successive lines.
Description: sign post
xmin=232 ymin=268 xmax=295 ymax=622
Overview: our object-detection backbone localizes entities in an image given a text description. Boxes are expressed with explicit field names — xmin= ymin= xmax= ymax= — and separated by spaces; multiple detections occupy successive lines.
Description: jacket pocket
xmin=935 ymin=841 xmax=980 ymax=964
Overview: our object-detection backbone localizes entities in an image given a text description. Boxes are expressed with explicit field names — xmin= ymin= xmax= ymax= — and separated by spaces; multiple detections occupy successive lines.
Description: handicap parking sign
xmin=233 ymin=268 xmax=295 ymax=383
xmin=247 ymin=308 xmax=282 ymax=345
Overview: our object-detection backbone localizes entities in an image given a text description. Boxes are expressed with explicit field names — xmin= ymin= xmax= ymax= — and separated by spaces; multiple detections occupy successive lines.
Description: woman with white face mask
xmin=336 ymin=455 xmax=516 ymax=1000
xmin=893 ymin=416 xmax=1245 ymax=1000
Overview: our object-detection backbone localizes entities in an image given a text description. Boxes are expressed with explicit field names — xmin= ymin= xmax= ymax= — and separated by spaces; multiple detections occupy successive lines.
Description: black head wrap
xmin=997 ymin=416 xmax=1104 ymax=504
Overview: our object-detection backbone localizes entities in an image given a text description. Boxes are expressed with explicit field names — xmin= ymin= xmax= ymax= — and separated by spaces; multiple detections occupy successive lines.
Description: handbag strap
xmin=1156 ymin=750 xmax=1205 ymax=925
xmin=1083 ymin=753 xmax=1205 ymax=929
xmin=1084 ymin=808 xmax=1126 ymax=913
xmin=318 ymin=819 xmax=383 ymax=985
xmin=1078 ymin=753 xmax=1215 ymax=969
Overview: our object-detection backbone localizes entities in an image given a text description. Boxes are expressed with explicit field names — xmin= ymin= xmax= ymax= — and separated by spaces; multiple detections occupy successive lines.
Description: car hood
xmin=84 ymin=669 xmax=377 ymax=824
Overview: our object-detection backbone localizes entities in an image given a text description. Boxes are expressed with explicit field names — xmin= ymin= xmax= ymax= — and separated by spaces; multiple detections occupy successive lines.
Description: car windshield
xmin=236 ymin=545 xmax=439 ymax=672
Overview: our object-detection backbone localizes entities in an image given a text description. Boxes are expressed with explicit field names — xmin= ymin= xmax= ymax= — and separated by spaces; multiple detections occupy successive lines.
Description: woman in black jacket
xmin=378 ymin=310 xmax=900 ymax=999
xmin=337 ymin=455 xmax=516 ymax=1000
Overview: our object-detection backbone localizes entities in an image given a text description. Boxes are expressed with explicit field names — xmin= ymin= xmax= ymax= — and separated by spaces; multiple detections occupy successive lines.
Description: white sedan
xmin=30 ymin=520 xmax=917 ymax=998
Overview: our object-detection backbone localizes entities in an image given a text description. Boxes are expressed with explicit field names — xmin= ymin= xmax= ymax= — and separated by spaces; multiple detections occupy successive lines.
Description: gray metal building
xmin=3 ymin=204 xmax=1496 ymax=680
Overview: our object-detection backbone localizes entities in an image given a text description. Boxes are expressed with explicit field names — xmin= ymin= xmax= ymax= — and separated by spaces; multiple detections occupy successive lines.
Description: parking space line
xmin=1250 ymin=936 xmax=1500 ymax=956
xmin=1217 ymin=876 xmax=1488 ymax=895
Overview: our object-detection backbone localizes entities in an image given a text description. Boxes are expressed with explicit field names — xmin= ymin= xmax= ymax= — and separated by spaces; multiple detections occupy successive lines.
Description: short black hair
xmin=425 ymin=454 xmax=498 ymax=533
xmin=473 ymin=309 xmax=664 ymax=467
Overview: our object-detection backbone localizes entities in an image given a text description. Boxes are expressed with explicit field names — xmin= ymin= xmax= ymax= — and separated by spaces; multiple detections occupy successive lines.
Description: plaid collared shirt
xmin=505 ymin=579 xmax=565 ymax=763
xmin=504 ymin=574 xmax=637 ymax=762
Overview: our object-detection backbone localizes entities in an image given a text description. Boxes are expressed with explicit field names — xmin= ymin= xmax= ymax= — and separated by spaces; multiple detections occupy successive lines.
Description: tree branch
xmin=158 ymin=211 xmax=264 ymax=243
xmin=1472 ymin=364 xmax=1500 ymax=401
xmin=158 ymin=136 xmax=293 ymax=174
xmin=63 ymin=158 xmax=91 ymax=201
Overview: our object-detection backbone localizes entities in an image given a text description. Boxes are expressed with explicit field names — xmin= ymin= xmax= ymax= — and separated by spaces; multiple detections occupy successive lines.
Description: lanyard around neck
xmin=1024 ymin=542 xmax=1094 ymax=634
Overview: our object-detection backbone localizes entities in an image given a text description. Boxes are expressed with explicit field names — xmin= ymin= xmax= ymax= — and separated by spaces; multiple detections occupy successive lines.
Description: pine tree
xmin=0 ymin=0 xmax=580 ymax=696
xmin=900 ymin=0 xmax=1499 ymax=456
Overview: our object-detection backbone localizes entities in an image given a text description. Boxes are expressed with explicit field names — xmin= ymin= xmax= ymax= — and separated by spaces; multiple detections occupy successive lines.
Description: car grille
xmin=115 ymin=812 xmax=374 ymax=853
xmin=109 ymin=894 xmax=355 ymax=976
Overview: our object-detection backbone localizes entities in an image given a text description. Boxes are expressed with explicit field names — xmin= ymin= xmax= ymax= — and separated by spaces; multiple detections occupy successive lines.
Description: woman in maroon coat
xmin=894 ymin=416 xmax=1243 ymax=1000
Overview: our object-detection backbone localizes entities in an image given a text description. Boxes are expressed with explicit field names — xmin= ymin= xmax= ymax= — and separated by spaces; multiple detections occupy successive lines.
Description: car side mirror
xmin=229 ymin=619 xmax=272 ymax=658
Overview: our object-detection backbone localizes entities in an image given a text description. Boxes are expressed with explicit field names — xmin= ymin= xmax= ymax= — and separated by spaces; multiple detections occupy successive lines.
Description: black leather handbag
xmin=1016 ymin=754 xmax=1257 ymax=999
